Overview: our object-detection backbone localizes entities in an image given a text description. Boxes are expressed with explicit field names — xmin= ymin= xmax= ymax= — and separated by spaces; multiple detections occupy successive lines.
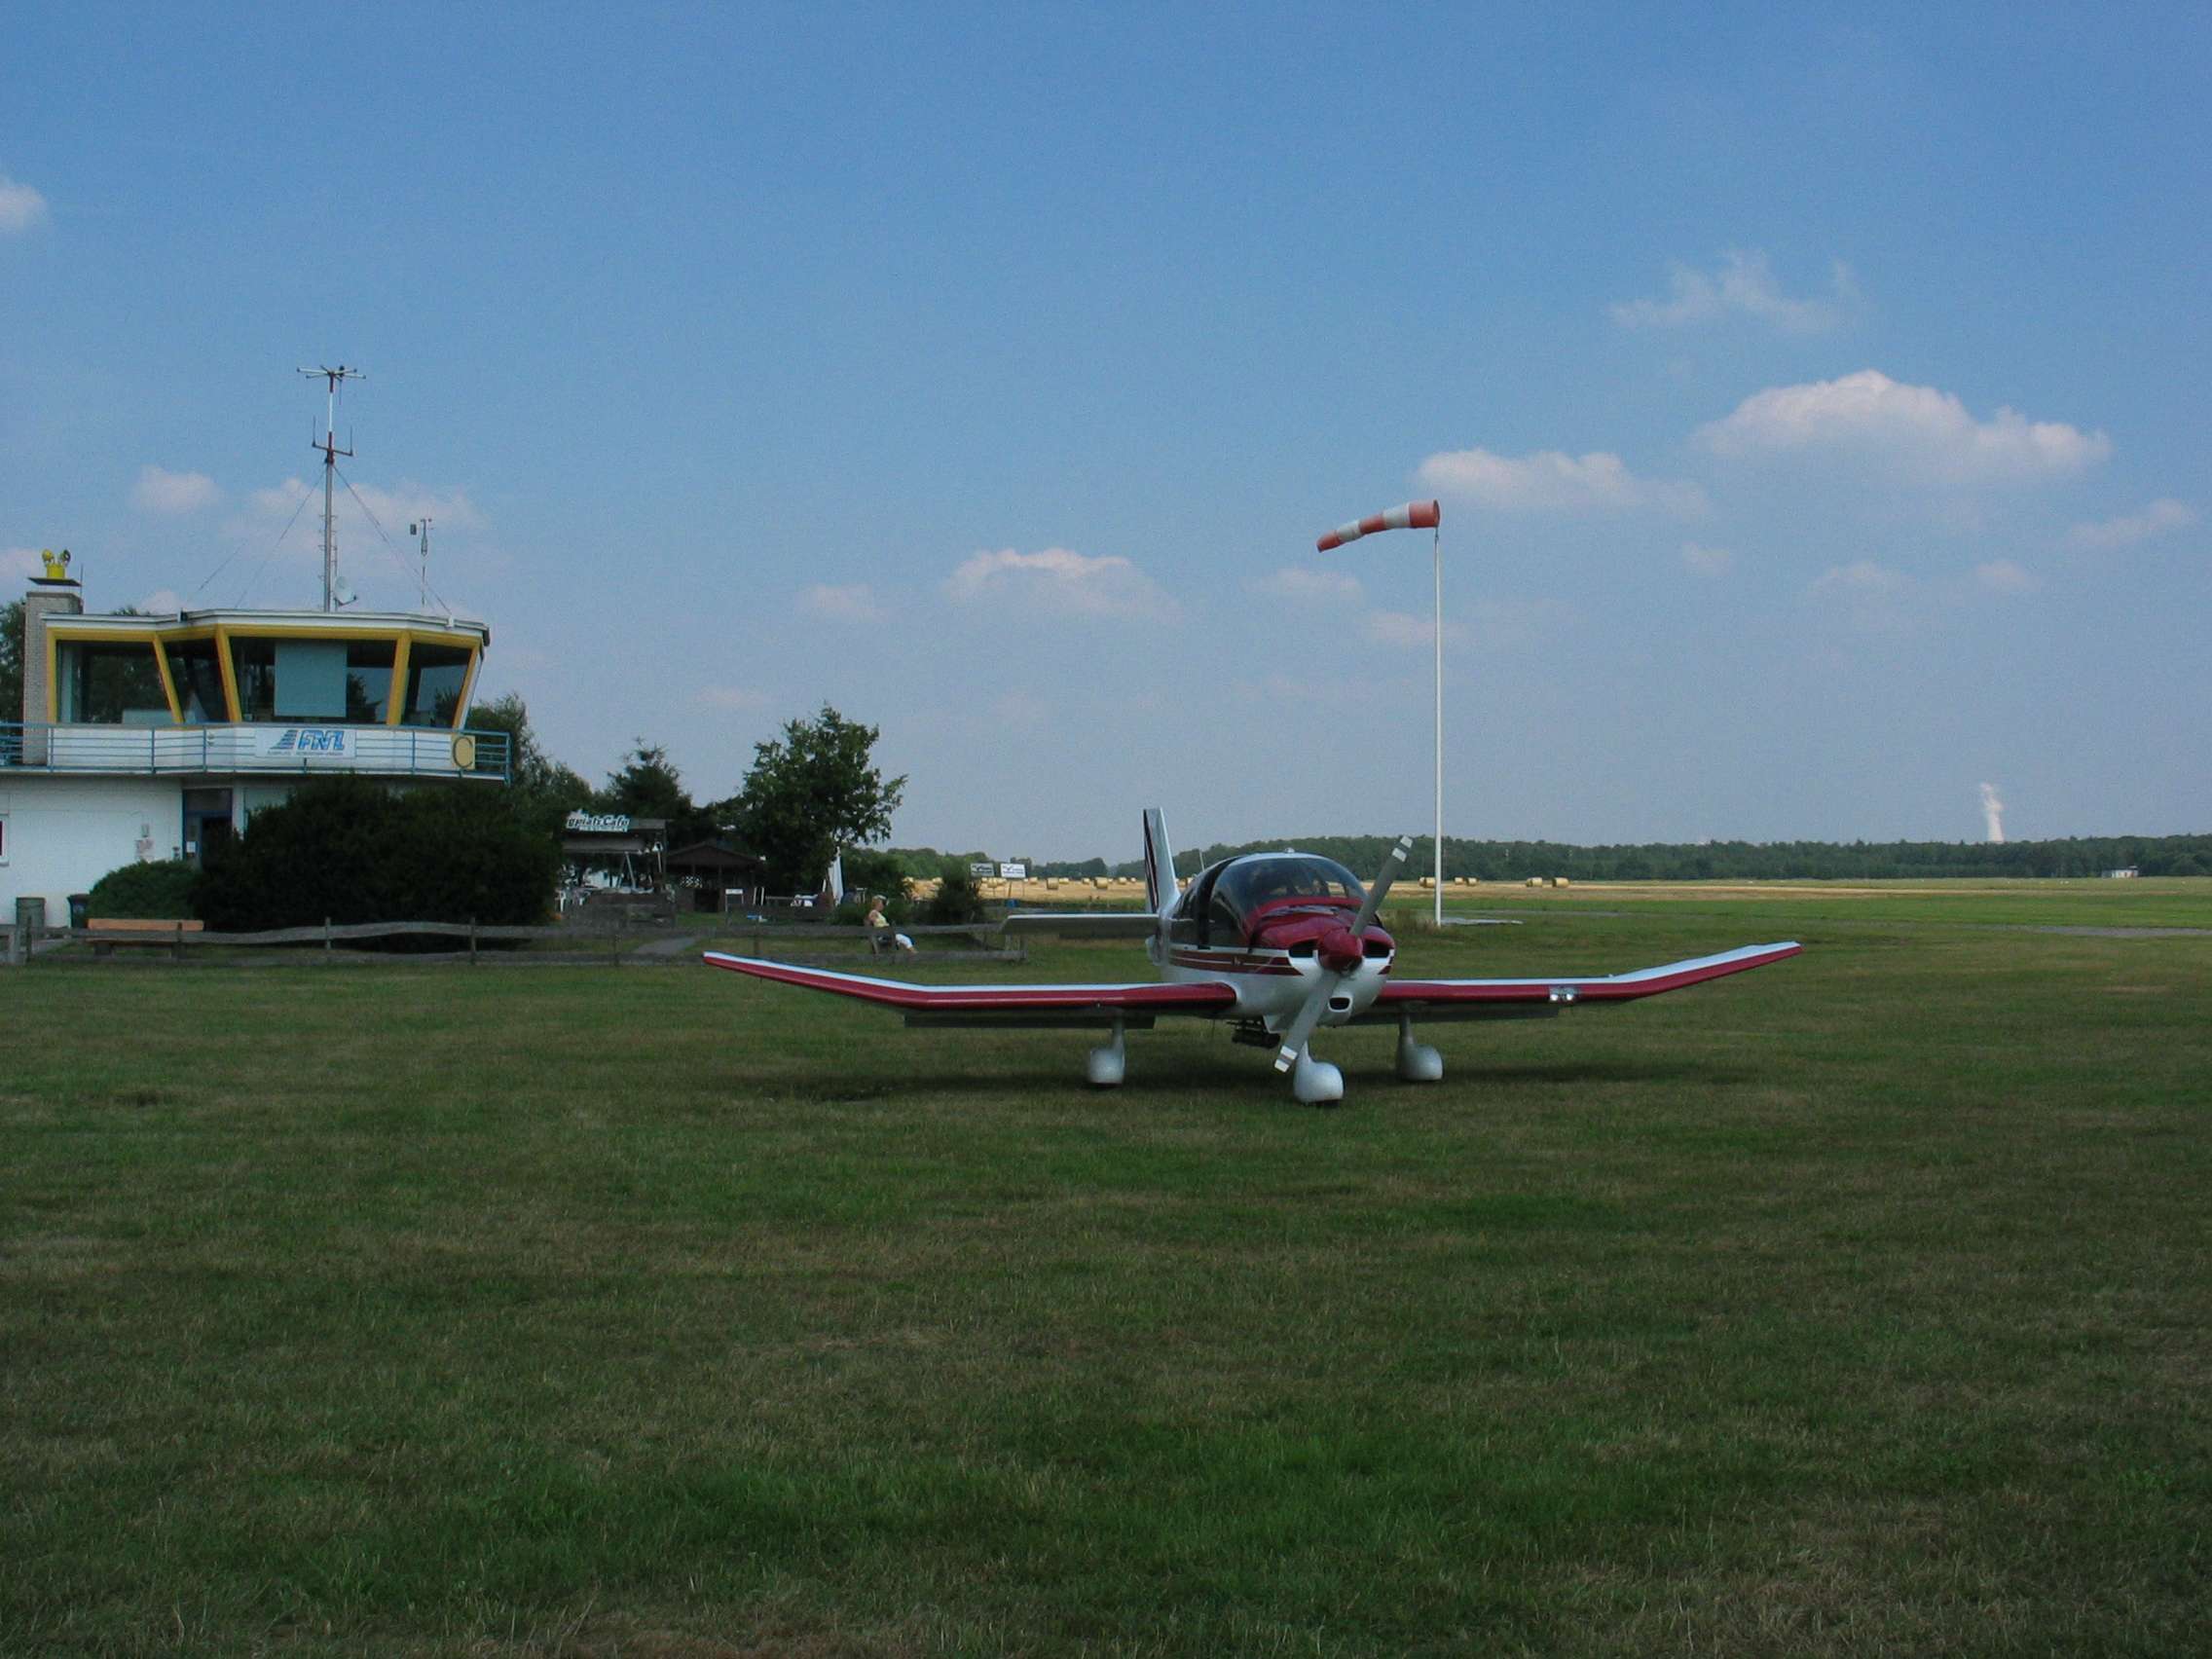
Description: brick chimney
xmin=23 ymin=549 xmax=84 ymax=730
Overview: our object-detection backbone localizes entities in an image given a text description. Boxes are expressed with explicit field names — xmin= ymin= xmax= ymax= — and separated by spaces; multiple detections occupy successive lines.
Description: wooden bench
xmin=85 ymin=919 xmax=204 ymax=958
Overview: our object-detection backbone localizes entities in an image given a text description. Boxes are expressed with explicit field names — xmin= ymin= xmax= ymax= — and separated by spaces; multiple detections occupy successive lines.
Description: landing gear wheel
xmin=1087 ymin=1016 xmax=1127 ymax=1088
xmin=1291 ymin=1052 xmax=1344 ymax=1107
xmin=1395 ymin=1014 xmax=1443 ymax=1083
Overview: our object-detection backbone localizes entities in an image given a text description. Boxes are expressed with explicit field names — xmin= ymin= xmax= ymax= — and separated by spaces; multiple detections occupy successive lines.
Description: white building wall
xmin=0 ymin=776 xmax=187 ymax=916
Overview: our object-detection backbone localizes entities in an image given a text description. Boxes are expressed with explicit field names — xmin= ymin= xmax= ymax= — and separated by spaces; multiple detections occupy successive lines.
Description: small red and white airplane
xmin=704 ymin=811 xmax=1799 ymax=1105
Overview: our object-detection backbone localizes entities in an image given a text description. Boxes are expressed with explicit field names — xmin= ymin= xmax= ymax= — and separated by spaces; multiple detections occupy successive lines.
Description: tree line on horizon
xmin=863 ymin=831 xmax=2209 ymax=883
xmin=1117 ymin=832 xmax=2208 ymax=882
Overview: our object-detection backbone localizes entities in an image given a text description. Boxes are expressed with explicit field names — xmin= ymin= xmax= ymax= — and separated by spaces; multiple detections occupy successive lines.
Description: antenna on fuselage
xmin=297 ymin=364 xmax=365 ymax=611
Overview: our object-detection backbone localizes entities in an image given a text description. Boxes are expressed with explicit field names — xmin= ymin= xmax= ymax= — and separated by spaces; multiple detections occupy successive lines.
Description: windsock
xmin=1316 ymin=499 xmax=1441 ymax=552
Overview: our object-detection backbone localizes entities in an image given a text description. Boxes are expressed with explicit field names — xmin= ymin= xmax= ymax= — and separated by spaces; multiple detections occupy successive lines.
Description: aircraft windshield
xmin=1215 ymin=856 xmax=1365 ymax=922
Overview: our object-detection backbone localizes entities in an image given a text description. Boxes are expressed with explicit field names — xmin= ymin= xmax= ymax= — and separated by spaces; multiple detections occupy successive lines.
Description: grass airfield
xmin=5 ymin=885 xmax=2207 ymax=1655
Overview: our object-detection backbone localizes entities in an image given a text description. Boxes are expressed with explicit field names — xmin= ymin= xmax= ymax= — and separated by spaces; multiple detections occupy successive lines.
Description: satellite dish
xmin=333 ymin=581 xmax=357 ymax=608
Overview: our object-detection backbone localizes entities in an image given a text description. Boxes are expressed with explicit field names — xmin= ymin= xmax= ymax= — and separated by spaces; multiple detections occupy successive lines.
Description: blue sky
xmin=5 ymin=2 xmax=2205 ymax=860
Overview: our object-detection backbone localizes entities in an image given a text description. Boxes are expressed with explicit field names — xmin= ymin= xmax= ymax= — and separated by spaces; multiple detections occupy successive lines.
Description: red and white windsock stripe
xmin=1316 ymin=499 xmax=1441 ymax=552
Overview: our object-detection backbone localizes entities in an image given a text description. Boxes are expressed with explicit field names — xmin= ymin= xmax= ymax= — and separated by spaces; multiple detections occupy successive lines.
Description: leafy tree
xmin=721 ymin=706 xmax=906 ymax=894
xmin=468 ymin=692 xmax=594 ymax=837
xmin=600 ymin=740 xmax=694 ymax=821
xmin=1 ymin=599 xmax=21 ymax=722
xmin=592 ymin=739 xmax=719 ymax=847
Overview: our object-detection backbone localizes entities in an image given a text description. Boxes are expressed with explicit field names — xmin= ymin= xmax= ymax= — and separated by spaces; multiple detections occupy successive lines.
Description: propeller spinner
xmin=1272 ymin=834 xmax=1415 ymax=1099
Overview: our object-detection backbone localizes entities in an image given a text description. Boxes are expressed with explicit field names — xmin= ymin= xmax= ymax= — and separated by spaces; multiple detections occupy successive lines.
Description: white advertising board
xmin=250 ymin=726 xmax=354 ymax=759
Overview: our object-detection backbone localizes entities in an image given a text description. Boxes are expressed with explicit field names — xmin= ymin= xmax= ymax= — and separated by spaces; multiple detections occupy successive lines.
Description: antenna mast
xmin=409 ymin=516 xmax=432 ymax=610
xmin=297 ymin=364 xmax=364 ymax=610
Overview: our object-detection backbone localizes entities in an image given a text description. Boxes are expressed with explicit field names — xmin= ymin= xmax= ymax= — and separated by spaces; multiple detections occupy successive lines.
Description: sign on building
xmin=252 ymin=726 xmax=355 ymax=759
xmin=566 ymin=811 xmax=634 ymax=833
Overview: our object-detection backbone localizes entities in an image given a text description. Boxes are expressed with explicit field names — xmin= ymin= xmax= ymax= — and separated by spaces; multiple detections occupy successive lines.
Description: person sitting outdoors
xmin=865 ymin=896 xmax=917 ymax=955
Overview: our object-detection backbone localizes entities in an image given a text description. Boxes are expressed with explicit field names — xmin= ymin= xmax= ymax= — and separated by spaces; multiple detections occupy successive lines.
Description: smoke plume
xmin=1980 ymin=782 xmax=2006 ymax=844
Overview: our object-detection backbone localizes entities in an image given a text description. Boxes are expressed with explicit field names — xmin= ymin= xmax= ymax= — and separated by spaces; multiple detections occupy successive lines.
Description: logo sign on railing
xmin=253 ymin=726 xmax=353 ymax=758
xmin=566 ymin=811 xmax=633 ymax=833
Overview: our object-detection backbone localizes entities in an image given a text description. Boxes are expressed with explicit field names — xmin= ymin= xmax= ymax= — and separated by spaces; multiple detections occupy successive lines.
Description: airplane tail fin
xmin=1143 ymin=809 xmax=1176 ymax=916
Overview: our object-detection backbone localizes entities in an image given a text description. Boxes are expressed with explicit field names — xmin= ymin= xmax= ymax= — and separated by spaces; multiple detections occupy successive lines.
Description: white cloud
xmin=130 ymin=464 xmax=221 ymax=515
xmin=1363 ymin=609 xmax=1469 ymax=649
xmin=239 ymin=476 xmax=485 ymax=561
xmin=1681 ymin=542 xmax=1733 ymax=576
xmin=1811 ymin=562 xmax=1920 ymax=632
xmin=1814 ymin=560 xmax=1910 ymax=597
xmin=1612 ymin=250 xmax=1856 ymax=333
xmin=1973 ymin=560 xmax=2040 ymax=595
xmin=247 ymin=476 xmax=483 ymax=530
xmin=944 ymin=546 xmax=1180 ymax=623
xmin=1417 ymin=447 xmax=1707 ymax=516
xmin=699 ymin=684 xmax=770 ymax=712
xmin=797 ymin=582 xmax=886 ymax=623
xmin=1252 ymin=567 xmax=1363 ymax=604
xmin=2066 ymin=498 xmax=2195 ymax=550
xmin=1234 ymin=672 xmax=1391 ymax=707
xmin=0 ymin=173 xmax=49 ymax=233
xmin=1697 ymin=369 xmax=2110 ymax=484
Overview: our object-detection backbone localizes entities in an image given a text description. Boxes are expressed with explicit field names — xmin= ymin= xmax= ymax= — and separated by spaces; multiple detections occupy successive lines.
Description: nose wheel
xmin=1291 ymin=1051 xmax=1344 ymax=1106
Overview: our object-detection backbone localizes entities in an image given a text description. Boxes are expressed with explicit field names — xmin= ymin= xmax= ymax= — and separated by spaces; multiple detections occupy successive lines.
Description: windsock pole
xmin=1315 ymin=499 xmax=1447 ymax=925
xmin=1432 ymin=519 xmax=1443 ymax=926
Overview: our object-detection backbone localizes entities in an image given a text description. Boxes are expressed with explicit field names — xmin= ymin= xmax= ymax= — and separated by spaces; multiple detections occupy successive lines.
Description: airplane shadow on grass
xmin=760 ymin=1050 xmax=1757 ymax=1107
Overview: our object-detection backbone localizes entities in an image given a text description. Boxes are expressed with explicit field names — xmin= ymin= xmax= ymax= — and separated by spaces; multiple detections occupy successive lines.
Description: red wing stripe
xmin=1379 ymin=941 xmax=1800 ymax=1006
xmin=703 ymin=952 xmax=1238 ymax=1013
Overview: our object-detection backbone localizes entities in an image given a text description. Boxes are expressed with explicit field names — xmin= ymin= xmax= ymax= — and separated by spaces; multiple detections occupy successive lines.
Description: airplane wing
xmin=1360 ymin=940 xmax=1801 ymax=1023
xmin=702 ymin=951 xmax=1238 ymax=1028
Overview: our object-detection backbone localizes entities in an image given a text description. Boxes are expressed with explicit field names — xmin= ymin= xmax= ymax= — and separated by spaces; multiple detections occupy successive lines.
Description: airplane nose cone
xmin=1319 ymin=925 xmax=1364 ymax=974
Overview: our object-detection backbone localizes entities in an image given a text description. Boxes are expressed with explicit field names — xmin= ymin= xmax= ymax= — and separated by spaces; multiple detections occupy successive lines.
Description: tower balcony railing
xmin=0 ymin=721 xmax=510 ymax=781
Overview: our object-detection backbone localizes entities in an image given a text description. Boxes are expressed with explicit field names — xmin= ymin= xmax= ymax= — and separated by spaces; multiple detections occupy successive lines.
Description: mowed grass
xmin=3 ymin=898 xmax=2207 ymax=1655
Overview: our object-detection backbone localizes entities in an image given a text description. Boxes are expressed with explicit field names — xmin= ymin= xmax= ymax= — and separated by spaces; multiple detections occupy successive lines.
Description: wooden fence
xmin=2 ymin=918 xmax=1019 ymax=969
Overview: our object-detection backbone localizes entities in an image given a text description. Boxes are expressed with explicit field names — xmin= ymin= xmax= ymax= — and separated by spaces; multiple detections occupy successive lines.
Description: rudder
xmin=1142 ymin=808 xmax=1177 ymax=915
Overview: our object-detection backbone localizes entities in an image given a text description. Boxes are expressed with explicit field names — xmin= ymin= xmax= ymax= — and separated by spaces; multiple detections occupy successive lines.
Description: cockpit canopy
xmin=1180 ymin=853 xmax=1368 ymax=945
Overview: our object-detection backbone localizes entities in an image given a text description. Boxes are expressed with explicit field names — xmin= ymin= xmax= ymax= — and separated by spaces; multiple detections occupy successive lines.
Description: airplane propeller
xmin=1272 ymin=834 xmax=1414 ymax=1086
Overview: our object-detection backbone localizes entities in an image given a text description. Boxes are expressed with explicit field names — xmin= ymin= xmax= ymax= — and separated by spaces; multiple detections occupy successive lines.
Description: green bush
xmin=195 ymin=778 xmax=561 ymax=933
xmin=88 ymin=859 xmax=200 ymax=920
xmin=920 ymin=859 xmax=987 ymax=925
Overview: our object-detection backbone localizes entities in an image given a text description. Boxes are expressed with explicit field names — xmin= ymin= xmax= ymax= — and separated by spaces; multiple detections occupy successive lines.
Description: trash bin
xmin=68 ymin=894 xmax=92 ymax=933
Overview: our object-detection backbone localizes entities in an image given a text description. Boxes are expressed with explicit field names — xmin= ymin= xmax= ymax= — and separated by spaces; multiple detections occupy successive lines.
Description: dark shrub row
xmin=195 ymin=778 xmax=561 ymax=933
